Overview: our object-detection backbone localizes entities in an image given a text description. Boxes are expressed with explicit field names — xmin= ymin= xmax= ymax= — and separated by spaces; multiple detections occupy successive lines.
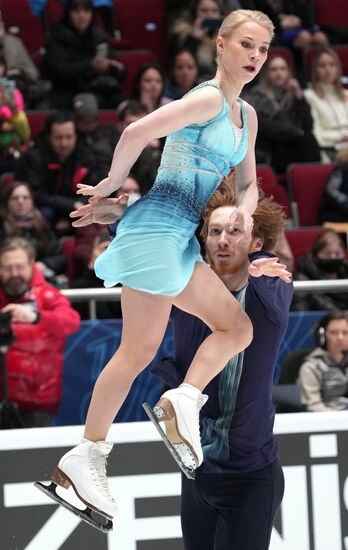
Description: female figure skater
xmin=36 ymin=9 xmax=274 ymax=531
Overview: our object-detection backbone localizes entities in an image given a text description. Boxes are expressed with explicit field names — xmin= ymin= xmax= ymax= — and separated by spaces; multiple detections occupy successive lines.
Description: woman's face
xmin=317 ymin=238 xmax=345 ymax=260
xmin=315 ymin=53 xmax=340 ymax=85
xmin=8 ymin=185 xmax=33 ymax=218
xmin=218 ymin=21 xmax=270 ymax=84
xmin=172 ymin=52 xmax=198 ymax=90
xmin=325 ymin=319 xmax=348 ymax=357
xmin=196 ymin=0 xmax=221 ymax=19
xmin=266 ymin=56 xmax=290 ymax=88
xmin=69 ymin=7 xmax=93 ymax=33
xmin=140 ymin=68 xmax=163 ymax=98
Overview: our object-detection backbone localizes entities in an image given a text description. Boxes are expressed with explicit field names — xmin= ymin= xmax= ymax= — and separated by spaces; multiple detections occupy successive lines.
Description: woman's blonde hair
xmin=218 ymin=9 xmax=274 ymax=41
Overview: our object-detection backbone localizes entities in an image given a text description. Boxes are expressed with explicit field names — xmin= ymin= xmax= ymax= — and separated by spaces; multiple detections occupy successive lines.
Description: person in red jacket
xmin=0 ymin=236 xmax=80 ymax=427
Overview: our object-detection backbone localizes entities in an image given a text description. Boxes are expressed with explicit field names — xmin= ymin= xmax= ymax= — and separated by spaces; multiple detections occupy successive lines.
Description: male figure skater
xmin=152 ymin=178 xmax=293 ymax=550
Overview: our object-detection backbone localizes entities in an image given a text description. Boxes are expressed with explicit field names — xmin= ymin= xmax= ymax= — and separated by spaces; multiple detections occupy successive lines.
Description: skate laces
xmin=89 ymin=448 xmax=114 ymax=501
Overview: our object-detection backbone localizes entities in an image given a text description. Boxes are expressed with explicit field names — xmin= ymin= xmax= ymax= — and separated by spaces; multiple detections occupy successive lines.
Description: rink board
xmin=0 ymin=412 xmax=348 ymax=550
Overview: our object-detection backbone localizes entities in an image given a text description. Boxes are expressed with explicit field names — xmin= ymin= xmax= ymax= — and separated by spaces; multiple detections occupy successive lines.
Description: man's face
xmin=0 ymin=249 xmax=33 ymax=298
xmin=206 ymin=206 xmax=258 ymax=276
xmin=48 ymin=121 xmax=77 ymax=161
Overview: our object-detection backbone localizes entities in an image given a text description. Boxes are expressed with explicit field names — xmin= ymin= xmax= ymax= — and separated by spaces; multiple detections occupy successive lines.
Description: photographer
xmin=169 ymin=0 xmax=224 ymax=80
xmin=0 ymin=237 xmax=80 ymax=427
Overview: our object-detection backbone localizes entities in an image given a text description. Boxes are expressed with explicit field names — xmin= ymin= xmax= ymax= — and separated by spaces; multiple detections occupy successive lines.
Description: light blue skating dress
xmin=95 ymin=82 xmax=249 ymax=296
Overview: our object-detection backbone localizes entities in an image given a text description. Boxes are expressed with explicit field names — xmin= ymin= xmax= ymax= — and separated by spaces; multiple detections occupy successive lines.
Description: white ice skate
xmin=34 ymin=440 xmax=117 ymax=533
xmin=143 ymin=383 xmax=208 ymax=479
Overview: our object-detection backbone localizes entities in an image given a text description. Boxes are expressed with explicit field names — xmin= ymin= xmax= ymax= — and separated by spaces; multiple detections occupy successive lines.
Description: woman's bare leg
xmin=173 ymin=261 xmax=252 ymax=391
xmin=84 ymin=286 xmax=172 ymax=441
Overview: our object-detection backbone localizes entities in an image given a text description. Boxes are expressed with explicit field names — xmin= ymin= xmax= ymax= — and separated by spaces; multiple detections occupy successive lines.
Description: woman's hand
xmin=70 ymin=194 xmax=129 ymax=226
xmin=76 ymin=177 xmax=118 ymax=198
xmin=248 ymin=257 xmax=292 ymax=282
xmin=228 ymin=206 xmax=254 ymax=243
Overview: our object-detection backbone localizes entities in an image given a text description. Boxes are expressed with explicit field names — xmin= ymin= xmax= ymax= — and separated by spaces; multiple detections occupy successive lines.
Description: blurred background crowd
xmin=0 ymin=0 xmax=348 ymax=426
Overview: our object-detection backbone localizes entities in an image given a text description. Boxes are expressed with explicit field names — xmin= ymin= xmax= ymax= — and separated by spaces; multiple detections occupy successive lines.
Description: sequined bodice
xmin=147 ymin=82 xmax=249 ymax=222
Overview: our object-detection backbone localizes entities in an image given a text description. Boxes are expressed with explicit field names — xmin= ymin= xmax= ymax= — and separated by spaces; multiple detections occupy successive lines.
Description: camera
xmin=0 ymin=311 xmax=15 ymax=348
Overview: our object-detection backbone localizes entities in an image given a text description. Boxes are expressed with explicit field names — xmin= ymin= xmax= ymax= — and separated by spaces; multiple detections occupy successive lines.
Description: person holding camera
xmin=0 ymin=237 xmax=80 ymax=427
xmin=169 ymin=0 xmax=225 ymax=80
xmin=297 ymin=310 xmax=348 ymax=412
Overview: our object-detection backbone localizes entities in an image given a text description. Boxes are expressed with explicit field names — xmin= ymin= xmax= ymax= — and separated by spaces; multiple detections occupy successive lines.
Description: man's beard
xmin=2 ymin=278 xmax=29 ymax=298
xmin=208 ymin=254 xmax=247 ymax=277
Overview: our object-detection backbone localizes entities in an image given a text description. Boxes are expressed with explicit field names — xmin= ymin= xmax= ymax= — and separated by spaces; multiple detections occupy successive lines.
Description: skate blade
xmin=143 ymin=402 xmax=195 ymax=480
xmin=34 ymin=481 xmax=113 ymax=533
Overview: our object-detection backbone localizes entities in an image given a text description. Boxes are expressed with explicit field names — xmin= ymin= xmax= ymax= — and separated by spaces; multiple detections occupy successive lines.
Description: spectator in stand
xmin=71 ymin=229 xmax=122 ymax=319
xmin=164 ymin=49 xmax=199 ymax=100
xmin=30 ymin=0 xmax=116 ymax=36
xmin=43 ymin=0 xmax=125 ymax=108
xmin=245 ymin=55 xmax=320 ymax=173
xmin=0 ymin=181 xmax=67 ymax=283
xmin=292 ymin=230 xmax=348 ymax=311
xmin=297 ymin=310 xmax=348 ymax=412
xmin=304 ymin=47 xmax=348 ymax=162
xmin=130 ymin=64 xmax=172 ymax=114
xmin=0 ymin=56 xmax=31 ymax=177
xmin=169 ymin=0 xmax=224 ymax=80
xmin=319 ymin=148 xmax=348 ymax=223
xmin=15 ymin=110 xmax=98 ymax=233
xmin=0 ymin=237 xmax=80 ymax=427
xmin=0 ymin=11 xmax=51 ymax=109
xmin=113 ymin=100 xmax=161 ymax=193
xmin=266 ymin=0 xmax=328 ymax=51
xmin=73 ymin=92 xmax=115 ymax=180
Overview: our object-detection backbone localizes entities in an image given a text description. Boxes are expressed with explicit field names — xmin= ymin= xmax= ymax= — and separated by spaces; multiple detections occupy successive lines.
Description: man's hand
xmin=70 ymin=194 xmax=129 ymax=227
xmin=1 ymin=303 xmax=38 ymax=324
xmin=248 ymin=257 xmax=292 ymax=283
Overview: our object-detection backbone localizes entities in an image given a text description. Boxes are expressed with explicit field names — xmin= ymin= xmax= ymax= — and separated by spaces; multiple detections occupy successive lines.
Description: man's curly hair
xmin=201 ymin=171 xmax=286 ymax=251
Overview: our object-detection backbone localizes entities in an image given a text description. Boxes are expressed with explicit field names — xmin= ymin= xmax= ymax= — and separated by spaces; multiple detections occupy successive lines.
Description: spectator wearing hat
xmin=73 ymin=92 xmax=115 ymax=181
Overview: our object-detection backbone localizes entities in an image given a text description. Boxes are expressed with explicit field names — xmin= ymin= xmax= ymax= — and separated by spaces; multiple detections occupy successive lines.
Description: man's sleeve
xmin=247 ymin=251 xmax=294 ymax=324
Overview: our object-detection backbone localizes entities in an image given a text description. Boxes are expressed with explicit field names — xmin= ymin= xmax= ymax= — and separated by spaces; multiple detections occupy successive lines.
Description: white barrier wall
xmin=1 ymin=412 xmax=348 ymax=550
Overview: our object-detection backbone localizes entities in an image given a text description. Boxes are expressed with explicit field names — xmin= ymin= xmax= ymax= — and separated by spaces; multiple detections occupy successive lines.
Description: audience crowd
xmin=0 ymin=0 xmax=348 ymax=424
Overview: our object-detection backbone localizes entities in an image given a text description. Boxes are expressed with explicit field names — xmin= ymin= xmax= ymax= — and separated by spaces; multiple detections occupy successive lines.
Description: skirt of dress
xmin=94 ymin=196 xmax=203 ymax=296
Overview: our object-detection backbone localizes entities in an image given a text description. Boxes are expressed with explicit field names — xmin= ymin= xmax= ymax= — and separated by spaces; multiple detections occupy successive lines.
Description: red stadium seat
xmin=304 ymin=45 xmax=348 ymax=84
xmin=256 ymin=165 xmax=292 ymax=219
xmin=1 ymin=0 xmax=46 ymax=57
xmin=286 ymin=228 xmax=326 ymax=269
xmin=114 ymin=0 xmax=166 ymax=67
xmin=60 ymin=237 xmax=76 ymax=281
xmin=45 ymin=0 xmax=64 ymax=24
xmin=286 ymin=163 xmax=333 ymax=226
xmin=314 ymin=0 xmax=348 ymax=28
xmin=27 ymin=111 xmax=49 ymax=139
xmin=117 ymin=49 xmax=157 ymax=95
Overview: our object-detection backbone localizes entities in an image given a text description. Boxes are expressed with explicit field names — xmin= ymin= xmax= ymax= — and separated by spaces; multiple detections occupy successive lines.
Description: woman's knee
xmin=117 ymin=340 xmax=160 ymax=372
